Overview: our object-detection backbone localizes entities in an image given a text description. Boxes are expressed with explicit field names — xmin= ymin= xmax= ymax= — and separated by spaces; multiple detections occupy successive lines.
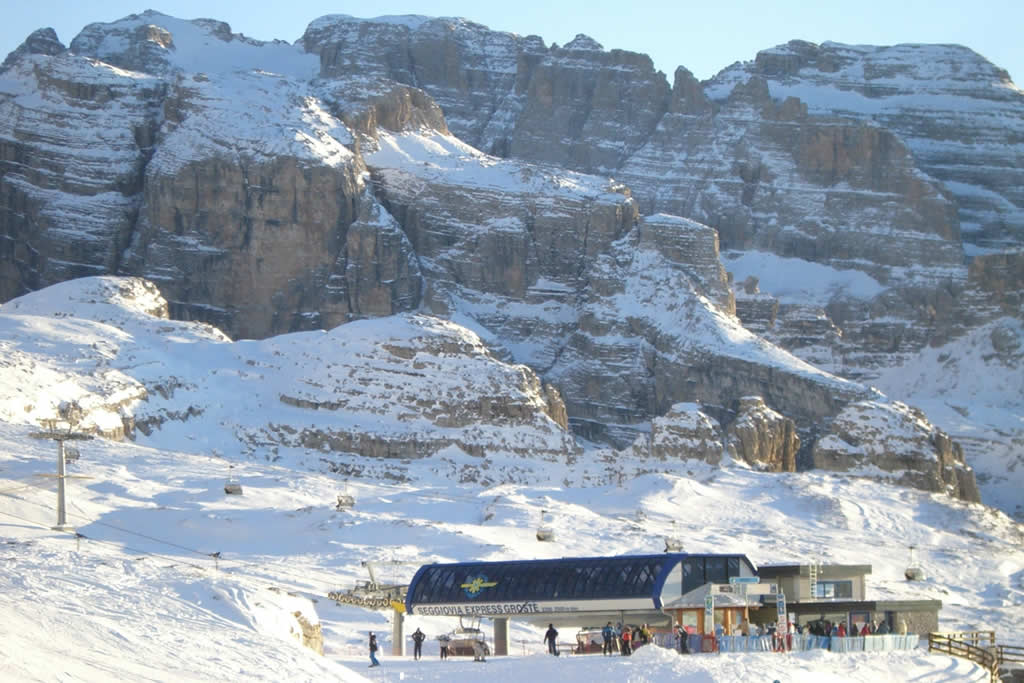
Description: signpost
xmin=775 ymin=593 xmax=788 ymax=651
xmin=729 ymin=576 xmax=759 ymax=584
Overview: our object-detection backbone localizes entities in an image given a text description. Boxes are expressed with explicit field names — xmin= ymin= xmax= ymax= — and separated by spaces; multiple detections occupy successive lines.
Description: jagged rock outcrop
xmin=734 ymin=277 xmax=778 ymax=335
xmin=966 ymin=252 xmax=1024 ymax=318
xmin=649 ymin=403 xmax=723 ymax=464
xmin=1 ymin=12 xmax=440 ymax=340
xmin=250 ymin=587 xmax=324 ymax=656
xmin=725 ymin=396 xmax=799 ymax=471
xmin=637 ymin=214 xmax=734 ymax=312
xmin=812 ymin=400 xmax=980 ymax=502
xmin=704 ymin=41 xmax=1024 ymax=378
xmin=261 ymin=314 xmax=578 ymax=461
xmin=1 ymin=28 xmax=65 ymax=71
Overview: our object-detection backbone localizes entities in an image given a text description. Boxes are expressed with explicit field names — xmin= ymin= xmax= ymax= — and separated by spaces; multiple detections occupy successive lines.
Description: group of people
xmin=365 ymin=617 xmax=909 ymax=667
xmin=803 ymin=618 xmax=905 ymax=638
xmin=576 ymin=622 xmax=654 ymax=656
xmin=364 ymin=627 xmax=451 ymax=668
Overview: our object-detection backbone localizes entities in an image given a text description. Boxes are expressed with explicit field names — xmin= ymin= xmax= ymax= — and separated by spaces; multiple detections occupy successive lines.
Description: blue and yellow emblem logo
xmin=461 ymin=575 xmax=498 ymax=599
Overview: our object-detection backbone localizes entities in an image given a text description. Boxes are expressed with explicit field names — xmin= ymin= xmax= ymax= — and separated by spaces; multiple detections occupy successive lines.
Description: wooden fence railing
xmin=999 ymin=643 xmax=1024 ymax=667
xmin=928 ymin=631 xmax=1024 ymax=682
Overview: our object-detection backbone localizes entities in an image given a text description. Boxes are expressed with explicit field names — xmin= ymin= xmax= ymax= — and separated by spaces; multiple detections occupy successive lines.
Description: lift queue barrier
xmin=711 ymin=633 xmax=919 ymax=653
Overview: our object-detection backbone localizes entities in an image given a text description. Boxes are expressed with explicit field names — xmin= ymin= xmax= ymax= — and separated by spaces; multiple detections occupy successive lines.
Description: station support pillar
xmin=493 ymin=617 xmax=509 ymax=656
xmin=392 ymin=608 xmax=404 ymax=656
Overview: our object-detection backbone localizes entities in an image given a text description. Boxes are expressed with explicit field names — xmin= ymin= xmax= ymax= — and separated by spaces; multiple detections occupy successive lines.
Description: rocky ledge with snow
xmin=0 ymin=276 xmax=980 ymax=501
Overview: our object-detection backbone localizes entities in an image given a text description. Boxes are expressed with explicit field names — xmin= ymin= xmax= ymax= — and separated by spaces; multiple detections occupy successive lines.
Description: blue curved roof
xmin=405 ymin=552 xmax=755 ymax=615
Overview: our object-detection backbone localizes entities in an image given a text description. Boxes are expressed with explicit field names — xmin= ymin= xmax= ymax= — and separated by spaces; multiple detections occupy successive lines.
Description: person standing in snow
xmin=368 ymin=632 xmax=380 ymax=667
xmin=602 ymin=621 xmax=615 ymax=655
xmin=675 ymin=625 xmax=689 ymax=654
xmin=620 ymin=626 xmax=632 ymax=655
xmin=412 ymin=627 xmax=426 ymax=660
xmin=438 ymin=634 xmax=450 ymax=660
xmin=876 ymin=619 xmax=891 ymax=635
xmin=544 ymin=623 xmax=559 ymax=655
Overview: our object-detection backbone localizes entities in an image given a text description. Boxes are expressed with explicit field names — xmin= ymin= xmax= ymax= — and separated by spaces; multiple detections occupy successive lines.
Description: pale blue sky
xmin=2 ymin=1 xmax=1021 ymax=83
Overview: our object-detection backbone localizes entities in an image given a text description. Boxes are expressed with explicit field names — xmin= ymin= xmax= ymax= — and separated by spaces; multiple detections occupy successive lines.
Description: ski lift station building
xmin=403 ymin=552 xmax=759 ymax=655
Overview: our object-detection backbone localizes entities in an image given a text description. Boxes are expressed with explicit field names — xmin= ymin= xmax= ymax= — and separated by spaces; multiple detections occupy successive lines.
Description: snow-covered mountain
xmin=0 ymin=276 xmax=1020 ymax=681
xmin=4 ymin=12 xmax=1017 ymax=512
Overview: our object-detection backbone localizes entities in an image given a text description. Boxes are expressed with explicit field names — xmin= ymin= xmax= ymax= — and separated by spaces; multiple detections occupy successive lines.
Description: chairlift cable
xmin=0 ymin=504 xmax=352 ymax=600
xmin=3 ymin=488 xmax=398 ymax=597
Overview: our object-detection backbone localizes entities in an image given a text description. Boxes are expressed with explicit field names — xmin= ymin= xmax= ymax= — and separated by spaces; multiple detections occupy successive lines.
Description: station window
xmin=814 ymin=580 xmax=853 ymax=599
xmin=705 ymin=557 xmax=727 ymax=584
xmin=727 ymin=557 xmax=741 ymax=578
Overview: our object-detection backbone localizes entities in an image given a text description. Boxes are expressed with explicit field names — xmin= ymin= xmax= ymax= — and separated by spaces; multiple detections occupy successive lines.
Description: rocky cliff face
xmin=298 ymin=17 xmax=1021 ymax=382
xmin=302 ymin=20 xmax=671 ymax=176
xmin=707 ymin=40 xmax=1024 ymax=251
xmin=0 ymin=47 xmax=165 ymax=300
xmin=812 ymin=400 xmax=979 ymax=502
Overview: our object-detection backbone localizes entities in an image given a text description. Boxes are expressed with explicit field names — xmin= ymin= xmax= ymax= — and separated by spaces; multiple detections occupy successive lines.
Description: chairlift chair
xmin=448 ymin=617 xmax=490 ymax=658
xmin=664 ymin=537 xmax=684 ymax=552
xmin=224 ymin=465 xmax=243 ymax=495
xmin=904 ymin=545 xmax=925 ymax=581
xmin=536 ymin=508 xmax=555 ymax=542
xmin=334 ymin=480 xmax=356 ymax=510
xmin=664 ymin=520 xmax=683 ymax=552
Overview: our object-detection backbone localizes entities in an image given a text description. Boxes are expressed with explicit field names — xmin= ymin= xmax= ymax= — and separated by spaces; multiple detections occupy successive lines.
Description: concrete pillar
xmin=392 ymin=608 xmax=404 ymax=656
xmin=493 ymin=617 xmax=509 ymax=656
xmin=55 ymin=440 xmax=69 ymax=530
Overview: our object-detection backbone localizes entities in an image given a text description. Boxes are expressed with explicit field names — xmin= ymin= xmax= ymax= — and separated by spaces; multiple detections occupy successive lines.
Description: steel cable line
xmin=1 ymin=490 xmax=380 ymax=598
xmin=0 ymin=504 xmax=349 ymax=605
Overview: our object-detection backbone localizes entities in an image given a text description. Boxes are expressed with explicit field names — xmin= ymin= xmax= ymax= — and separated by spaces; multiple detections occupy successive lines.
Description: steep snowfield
xmin=0 ymin=277 xmax=1021 ymax=681
xmin=874 ymin=317 xmax=1024 ymax=518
